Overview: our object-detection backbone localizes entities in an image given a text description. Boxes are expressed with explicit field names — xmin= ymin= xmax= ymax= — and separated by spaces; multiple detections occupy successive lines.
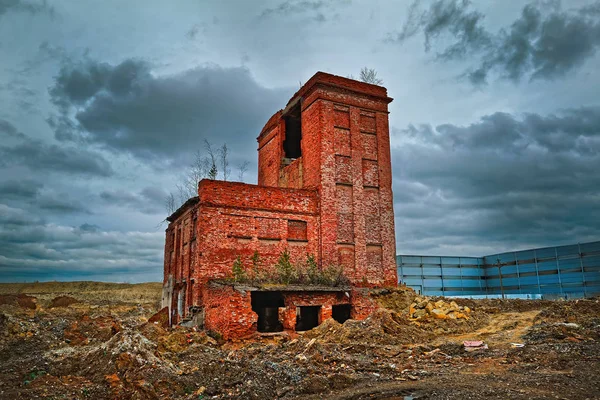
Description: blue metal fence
xmin=396 ymin=241 xmax=600 ymax=298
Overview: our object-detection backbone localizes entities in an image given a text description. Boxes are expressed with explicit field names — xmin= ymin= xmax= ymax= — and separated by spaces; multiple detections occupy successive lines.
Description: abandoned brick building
xmin=162 ymin=72 xmax=397 ymax=339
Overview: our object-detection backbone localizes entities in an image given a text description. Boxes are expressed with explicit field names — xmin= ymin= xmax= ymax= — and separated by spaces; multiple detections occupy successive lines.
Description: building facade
xmin=163 ymin=72 xmax=397 ymax=338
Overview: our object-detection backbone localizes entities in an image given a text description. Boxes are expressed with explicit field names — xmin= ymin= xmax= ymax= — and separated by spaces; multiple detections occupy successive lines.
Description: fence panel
xmin=397 ymin=241 xmax=600 ymax=298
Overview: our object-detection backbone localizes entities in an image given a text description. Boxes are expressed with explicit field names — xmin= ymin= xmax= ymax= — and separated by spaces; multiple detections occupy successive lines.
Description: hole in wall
xmin=251 ymin=291 xmax=284 ymax=332
xmin=332 ymin=304 xmax=351 ymax=323
xmin=296 ymin=305 xmax=321 ymax=331
xmin=283 ymin=102 xmax=302 ymax=159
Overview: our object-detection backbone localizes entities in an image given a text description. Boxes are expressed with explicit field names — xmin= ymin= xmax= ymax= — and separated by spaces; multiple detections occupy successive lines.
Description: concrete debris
xmin=463 ymin=340 xmax=488 ymax=352
xmin=409 ymin=296 xmax=471 ymax=321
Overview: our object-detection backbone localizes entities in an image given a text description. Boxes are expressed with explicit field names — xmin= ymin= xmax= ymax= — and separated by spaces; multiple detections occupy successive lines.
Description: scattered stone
xmin=408 ymin=297 xmax=472 ymax=321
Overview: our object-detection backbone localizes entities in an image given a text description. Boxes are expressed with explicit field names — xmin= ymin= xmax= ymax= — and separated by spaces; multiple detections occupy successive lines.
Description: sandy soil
xmin=0 ymin=282 xmax=598 ymax=399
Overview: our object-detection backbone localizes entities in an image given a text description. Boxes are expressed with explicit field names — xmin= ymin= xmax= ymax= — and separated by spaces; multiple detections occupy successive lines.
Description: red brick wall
xmin=203 ymin=285 xmax=257 ymax=339
xmin=164 ymin=72 xmax=399 ymax=328
xmin=203 ymin=286 xmax=357 ymax=338
xmin=291 ymin=74 xmax=396 ymax=286
xmin=350 ymin=289 xmax=379 ymax=320
xmin=194 ymin=180 xmax=319 ymax=284
xmin=279 ymin=158 xmax=303 ymax=188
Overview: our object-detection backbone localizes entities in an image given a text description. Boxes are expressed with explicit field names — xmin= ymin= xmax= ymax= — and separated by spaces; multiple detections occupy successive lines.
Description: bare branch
xmin=219 ymin=143 xmax=230 ymax=181
xmin=359 ymin=67 xmax=383 ymax=85
xmin=237 ymin=161 xmax=250 ymax=182
xmin=165 ymin=192 xmax=176 ymax=215
xmin=204 ymin=139 xmax=218 ymax=180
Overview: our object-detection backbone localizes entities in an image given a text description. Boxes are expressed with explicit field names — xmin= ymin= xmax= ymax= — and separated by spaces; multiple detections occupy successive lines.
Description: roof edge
xmin=166 ymin=196 xmax=199 ymax=223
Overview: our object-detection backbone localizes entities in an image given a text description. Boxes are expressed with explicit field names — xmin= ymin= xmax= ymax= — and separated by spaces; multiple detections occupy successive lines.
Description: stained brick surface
xmin=164 ymin=72 xmax=398 ymax=337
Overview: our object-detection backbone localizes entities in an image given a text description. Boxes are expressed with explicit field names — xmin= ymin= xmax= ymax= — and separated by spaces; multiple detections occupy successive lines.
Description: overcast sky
xmin=1 ymin=0 xmax=599 ymax=282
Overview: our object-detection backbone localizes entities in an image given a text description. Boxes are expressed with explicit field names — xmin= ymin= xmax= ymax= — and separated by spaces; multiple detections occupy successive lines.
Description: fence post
xmin=554 ymin=247 xmax=564 ymax=298
xmin=514 ymin=252 xmax=521 ymax=294
xmin=497 ymin=258 xmax=505 ymax=299
xmin=398 ymin=256 xmax=404 ymax=286
xmin=479 ymin=257 xmax=486 ymax=296
xmin=533 ymin=249 xmax=541 ymax=296
xmin=439 ymin=256 xmax=445 ymax=295
xmin=459 ymin=257 xmax=464 ymax=294
xmin=420 ymin=256 xmax=425 ymax=296
xmin=578 ymin=243 xmax=587 ymax=298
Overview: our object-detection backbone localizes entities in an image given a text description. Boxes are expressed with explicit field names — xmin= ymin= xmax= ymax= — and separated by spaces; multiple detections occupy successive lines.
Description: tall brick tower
xmin=257 ymin=72 xmax=396 ymax=286
xmin=163 ymin=72 xmax=397 ymax=337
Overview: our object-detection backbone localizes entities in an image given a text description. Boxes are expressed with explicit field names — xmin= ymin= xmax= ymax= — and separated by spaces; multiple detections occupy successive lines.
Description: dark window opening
xmin=332 ymin=304 xmax=351 ymax=324
xmin=251 ymin=292 xmax=284 ymax=333
xmin=296 ymin=306 xmax=320 ymax=331
xmin=283 ymin=102 xmax=302 ymax=159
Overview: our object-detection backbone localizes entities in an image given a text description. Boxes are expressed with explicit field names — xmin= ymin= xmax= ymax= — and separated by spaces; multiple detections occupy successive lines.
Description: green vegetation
xmin=227 ymin=251 xmax=349 ymax=287
xmin=231 ymin=256 xmax=246 ymax=282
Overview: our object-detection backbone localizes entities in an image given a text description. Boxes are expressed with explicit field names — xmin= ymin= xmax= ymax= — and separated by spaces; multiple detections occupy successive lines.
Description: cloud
xmin=0 ymin=0 xmax=54 ymax=16
xmin=100 ymin=187 xmax=168 ymax=215
xmin=258 ymin=0 xmax=350 ymax=22
xmin=0 ymin=204 xmax=163 ymax=282
xmin=38 ymin=193 xmax=91 ymax=214
xmin=0 ymin=203 xmax=43 ymax=227
xmin=393 ymin=106 xmax=600 ymax=255
xmin=0 ymin=179 xmax=40 ymax=200
xmin=0 ymin=132 xmax=113 ymax=177
xmin=0 ymin=179 xmax=91 ymax=215
xmin=389 ymin=0 xmax=600 ymax=84
xmin=0 ymin=119 xmax=26 ymax=139
xmin=48 ymin=60 xmax=292 ymax=161
xmin=392 ymin=0 xmax=491 ymax=58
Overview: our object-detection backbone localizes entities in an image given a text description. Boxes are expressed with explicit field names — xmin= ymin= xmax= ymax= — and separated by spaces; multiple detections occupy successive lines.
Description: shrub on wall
xmin=226 ymin=251 xmax=349 ymax=287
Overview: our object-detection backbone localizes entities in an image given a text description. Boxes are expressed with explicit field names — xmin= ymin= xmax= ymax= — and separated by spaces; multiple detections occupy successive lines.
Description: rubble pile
xmin=306 ymin=309 xmax=429 ymax=345
xmin=0 ymin=283 xmax=599 ymax=399
xmin=408 ymin=296 xmax=472 ymax=321
xmin=48 ymin=296 xmax=79 ymax=308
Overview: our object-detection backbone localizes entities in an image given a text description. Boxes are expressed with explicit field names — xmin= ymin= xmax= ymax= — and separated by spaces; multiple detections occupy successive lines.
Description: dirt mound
xmin=306 ymin=309 xmax=430 ymax=345
xmin=63 ymin=315 xmax=121 ymax=345
xmin=449 ymin=297 xmax=556 ymax=313
xmin=371 ymin=286 xmax=416 ymax=314
xmin=147 ymin=306 xmax=169 ymax=328
xmin=0 ymin=281 xmax=162 ymax=306
xmin=48 ymin=296 xmax=79 ymax=308
xmin=49 ymin=329 xmax=180 ymax=399
xmin=533 ymin=298 xmax=600 ymax=325
xmin=523 ymin=299 xmax=600 ymax=343
xmin=0 ymin=294 xmax=37 ymax=309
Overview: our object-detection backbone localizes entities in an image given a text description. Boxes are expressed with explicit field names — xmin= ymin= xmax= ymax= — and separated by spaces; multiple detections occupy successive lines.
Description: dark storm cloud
xmin=393 ymin=106 xmax=600 ymax=254
xmin=38 ymin=193 xmax=91 ymax=214
xmin=0 ymin=203 xmax=163 ymax=282
xmin=390 ymin=0 xmax=600 ymax=84
xmin=0 ymin=119 xmax=26 ymax=139
xmin=0 ymin=179 xmax=91 ymax=215
xmin=259 ymin=0 xmax=350 ymax=21
xmin=0 ymin=0 xmax=54 ymax=16
xmin=0 ymin=132 xmax=113 ymax=177
xmin=0 ymin=179 xmax=41 ymax=200
xmin=100 ymin=187 xmax=168 ymax=215
xmin=48 ymin=60 xmax=292 ymax=160
xmin=391 ymin=0 xmax=491 ymax=59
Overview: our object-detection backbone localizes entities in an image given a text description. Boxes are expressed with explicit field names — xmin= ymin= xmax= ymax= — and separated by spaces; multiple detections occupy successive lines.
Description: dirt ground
xmin=0 ymin=282 xmax=598 ymax=400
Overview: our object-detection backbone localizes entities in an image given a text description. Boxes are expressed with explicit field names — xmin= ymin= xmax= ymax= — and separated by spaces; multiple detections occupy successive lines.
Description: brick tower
xmin=257 ymin=72 xmax=396 ymax=286
xmin=163 ymin=72 xmax=397 ymax=337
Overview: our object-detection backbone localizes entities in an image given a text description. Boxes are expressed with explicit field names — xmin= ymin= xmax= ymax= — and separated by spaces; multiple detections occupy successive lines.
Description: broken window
xmin=332 ymin=304 xmax=351 ymax=323
xmin=287 ymin=220 xmax=307 ymax=241
xmin=251 ymin=292 xmax=284 ymax=333
xmin=296 ymin=306 xmax=320 ymax=331
xmin=283 ymin=102 xmax=302 ymax=159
